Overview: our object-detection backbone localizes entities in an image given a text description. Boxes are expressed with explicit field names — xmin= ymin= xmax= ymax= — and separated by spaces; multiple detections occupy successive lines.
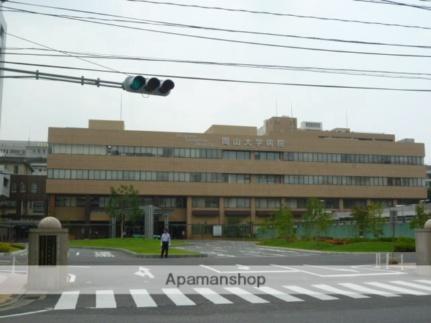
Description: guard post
xmin=415 ymin=219 xmax=431 ymax=275
xmin=27 ymin=216 xmax=69 ymax=291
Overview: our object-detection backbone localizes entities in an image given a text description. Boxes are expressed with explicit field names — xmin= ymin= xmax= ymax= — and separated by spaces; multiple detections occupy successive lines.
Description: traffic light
xmin=122 ymin=75 xmax=175 ymax=96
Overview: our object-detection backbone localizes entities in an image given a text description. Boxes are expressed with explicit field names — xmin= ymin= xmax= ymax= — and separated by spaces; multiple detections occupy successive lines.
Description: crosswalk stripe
xmin=415 ymin=280 xmax=431 ymax=286
xmin=194 ymin=288 xmax=232 ymax=304
xmin=54 ymin=291 xmax=80 ymax=310
xmin=391 ymin=281 xmax=431 ymax=292
xmin=312 ymin=284 xmax=369 ymax=299
xmin=162 ymin=288 xmax=195 ymax=306
xmin=255 ymin=286 xmax=303 ymax=302
xmin=224 ymin=287 xmax=269 ymax=304
xmin=283 ymin=285 xmax=338 ymax=301
xmin=96 ymin=290 xmax=116 ymax=308
xmin=365 ymin=282 xmax=427 ymax=296
xmin=130 ymin=289 xmax=157 ymax=308
xmin=339 ymin=283 xmax=399 ymax=297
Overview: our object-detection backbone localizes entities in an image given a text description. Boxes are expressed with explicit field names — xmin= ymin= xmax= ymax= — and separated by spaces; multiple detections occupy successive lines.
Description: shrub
xmin=0 ymin=243 xmax=13 ymax=253
xmin=393 ymin=241 xmax=415 ymax=252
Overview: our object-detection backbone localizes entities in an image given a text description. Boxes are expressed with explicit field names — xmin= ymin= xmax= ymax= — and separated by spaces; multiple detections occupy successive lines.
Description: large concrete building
xmin=46 ymin=117 xmax=427 ymax=239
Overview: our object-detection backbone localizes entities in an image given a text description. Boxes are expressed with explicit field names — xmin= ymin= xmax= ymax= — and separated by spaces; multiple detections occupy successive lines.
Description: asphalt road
xmin=0 ymin=240 xmax=429 ymax=323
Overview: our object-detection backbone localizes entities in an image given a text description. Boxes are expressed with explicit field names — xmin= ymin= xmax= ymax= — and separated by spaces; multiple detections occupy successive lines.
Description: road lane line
xmin=130 ymin=289 xmax=157 ymax=307
xmin=162 ymin=288 xmax=195 ymax=306
xmin=194 ymin=288 xmax=232 ymax=304
xmin=54 ymin=291 xmax=80 ymax=310
xmin=391 ymin=281 xmax=431 ymax=292
xmin=255 ymin=286 xmax=303 ymax=302
xmin=365 ymin=282 xmax=427 ymax=296
xmin=312 ymin=284 xmax=368 ymax=299
xmin=224 ymin=287 xmax=269 ymax=304
xmin=283 ymin=285 xmax=338 ymax=301
xmin=339 ymin=283 xmax=399 ymax=297
xmin=96 ymin=290 xmax=116 ymax=308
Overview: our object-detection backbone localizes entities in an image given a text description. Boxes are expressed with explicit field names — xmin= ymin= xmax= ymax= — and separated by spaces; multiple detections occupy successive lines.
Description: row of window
xmin=49 ymin=144 xmax=424 ymax=165
xmin=48 ymin=169 xmax=426 ymax=187
xmin=56 ymin=196 xmax=187 ymax=208
xmin=51 ymin=195 xmax=419 ymax=210
xmin=11 ymin=182 xmax=40 ymax=194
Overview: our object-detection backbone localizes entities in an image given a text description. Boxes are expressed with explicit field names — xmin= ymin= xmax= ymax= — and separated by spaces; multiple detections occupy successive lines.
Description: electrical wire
xmin=3 ymin=9 xmax=431 ymax=59
xmin=2 ymin=56 xmax=431 ymax=81
xmin=2 ymin=66 xmax=431 ymax=93
xmin=3 ymin=4 xmax=431 ymax=50
xmin=123 ymin=0 xmax=431 ymax=30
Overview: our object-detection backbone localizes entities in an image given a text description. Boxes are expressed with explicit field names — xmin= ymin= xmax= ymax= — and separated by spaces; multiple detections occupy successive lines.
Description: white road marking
xmin=95 ymin=290 xmax=116 ymax=308
xmin=54 ymin=291 xmax=80 ymax=310
xmin=236 ymin=264 xmax=250 ymax=270
xmin=67 ymin=273 xmax=76 ymax=283
xmin=134 ymin=267 xmax=155 ymax=279
xmin=391 ymin=281 xmax=431 ymax=292
xmin=313 ymin=284 xmax=368 ymax=299
xmin=365 ymin=282 xmax=427 ymax=296
xmin=255 ymin=286 xmax=303 ymax=302
xmin=95 ymin=251 xmax=115 ymax=258
xmin=162 ymin=288 xmax=195 ymax=306
xmin=0 ymin=308 xmax=53 ymax=318
xmin=130 ymin=289 xmax=157 ymax=307
xmin=415 ymin=280 xmax=431 ymax=286
xmin=224 ymin=287 xmax=268 ymax=304
xmin=283 ymin=285 xmax=338 ymax=301
xmin=339 ymin=283 xmax=399 ymax=297
xmin=194 ymin=288 xmax=232 ymax=304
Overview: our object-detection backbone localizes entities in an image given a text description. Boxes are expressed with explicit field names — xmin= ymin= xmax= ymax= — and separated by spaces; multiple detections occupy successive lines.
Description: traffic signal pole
xmin=0 ymin=67 xmax=175 ymax=96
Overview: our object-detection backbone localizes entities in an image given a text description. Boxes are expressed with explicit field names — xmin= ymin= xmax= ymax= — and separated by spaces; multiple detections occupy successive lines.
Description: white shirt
xmin=161 ymin=233 xmax=171 ymax=243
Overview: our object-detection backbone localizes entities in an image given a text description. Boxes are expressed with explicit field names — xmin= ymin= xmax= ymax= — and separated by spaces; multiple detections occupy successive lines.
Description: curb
xmin=71 ymin=246 xmax=207 ymax=258
xmin=0 ymin=294 xmax=23 ymax=311
xmin=256 ymin=245 xmax=414 ymax=255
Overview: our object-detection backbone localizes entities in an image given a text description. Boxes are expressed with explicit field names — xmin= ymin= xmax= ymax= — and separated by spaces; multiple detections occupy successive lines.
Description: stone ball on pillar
xmin=38 ymin=216 xmax=62 ymax=230
xmin=424 ymin=219 xmax=431 ymax=230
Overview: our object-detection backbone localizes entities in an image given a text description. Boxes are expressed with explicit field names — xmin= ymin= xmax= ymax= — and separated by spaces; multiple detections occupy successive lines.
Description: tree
xmin=273 ymin=207 xmax=295 ymax=240
xmin=351 ymin=205 xmax=368 ymax=238
xmin=302 ymin=198 xmax=332 ymax=239
xmin=106 ymin=185 xmax=144 ymax=238
xmin=368 ymin=202 xmax=384 ymax=238
xmin=351 ymin=202 xmax=384 ymax=238
xmin=410 ymin=203 xmax=431 ymax=229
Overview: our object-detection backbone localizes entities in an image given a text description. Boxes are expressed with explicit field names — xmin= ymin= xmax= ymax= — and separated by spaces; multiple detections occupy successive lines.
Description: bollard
xmin=415 ymin=219 xmax=431 ymax=266
xmin=27 ymin=217 xmax=69 ymax=291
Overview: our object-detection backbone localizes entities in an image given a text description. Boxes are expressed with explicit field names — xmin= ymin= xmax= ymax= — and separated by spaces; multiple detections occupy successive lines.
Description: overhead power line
xmin=354 ymin=0 xmax=431 ymax=11
xmin=3 ymin=10 xmax=431 ymax=59
xmin=124 ymin=0 xmax=431 ymax=29
xmin=5 ymin=32 xmax=120 ymax=74
xmin=3 ymin=4 xmax=431 ymax=50
xmin=2 ymin=66 xmax=431 ymax=93
xmin=2 ymin=54 xmax=431 ymax=81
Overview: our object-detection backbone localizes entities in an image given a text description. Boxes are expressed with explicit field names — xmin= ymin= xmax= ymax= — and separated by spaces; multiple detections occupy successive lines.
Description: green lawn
xmin=0 ymin=242 xmax=25 ymax=253
xmin=70 ymin=238 xmax=199 ymax=255
xmin=258 ymin=239 xmax=415 ymax=252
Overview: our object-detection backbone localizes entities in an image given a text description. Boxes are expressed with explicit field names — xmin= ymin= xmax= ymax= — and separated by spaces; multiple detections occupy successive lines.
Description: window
xmin=192 ymin=197 xmax=219 ymax=208
xmin=31 ymin=183 xmax=38 ymax=193
xmin=224 ymin=198 xmax=250 ymax=208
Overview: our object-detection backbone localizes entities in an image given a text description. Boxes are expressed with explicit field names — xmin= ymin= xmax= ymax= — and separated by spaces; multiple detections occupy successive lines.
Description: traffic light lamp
xmin=122 ymin=75 xmax=175 ymax=96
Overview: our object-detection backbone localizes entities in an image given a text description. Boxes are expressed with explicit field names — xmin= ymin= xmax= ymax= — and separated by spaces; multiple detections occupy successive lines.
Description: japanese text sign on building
xmin=221 ymin=137 xmax=285 ymax=148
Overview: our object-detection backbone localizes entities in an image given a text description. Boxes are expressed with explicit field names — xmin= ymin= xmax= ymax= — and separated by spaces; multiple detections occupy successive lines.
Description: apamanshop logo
xmin=165 ymin=273 xmax=266 ymax=288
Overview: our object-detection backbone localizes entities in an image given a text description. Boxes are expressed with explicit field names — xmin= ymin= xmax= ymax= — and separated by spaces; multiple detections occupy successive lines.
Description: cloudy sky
xmin=0 ymin=0 xmax=430 ymax=162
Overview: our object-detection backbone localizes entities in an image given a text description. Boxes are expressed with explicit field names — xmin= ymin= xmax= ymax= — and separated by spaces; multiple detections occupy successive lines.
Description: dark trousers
xmin=161 ymin=241 xmax=169 ymax=258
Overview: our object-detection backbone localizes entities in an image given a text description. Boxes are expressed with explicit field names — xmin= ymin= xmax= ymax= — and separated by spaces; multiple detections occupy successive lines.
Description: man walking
xmin=160 ymin=228 xmax=171 ymax=258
